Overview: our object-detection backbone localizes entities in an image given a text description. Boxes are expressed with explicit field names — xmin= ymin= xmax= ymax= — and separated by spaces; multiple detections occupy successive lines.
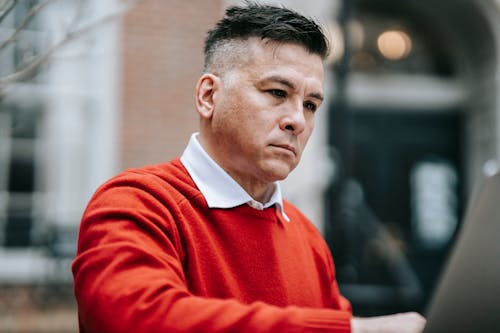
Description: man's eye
xmin=304 ymin=102 xmax=317 ymax=112
xmin=269 ymin=89 xmax=286 ymax=98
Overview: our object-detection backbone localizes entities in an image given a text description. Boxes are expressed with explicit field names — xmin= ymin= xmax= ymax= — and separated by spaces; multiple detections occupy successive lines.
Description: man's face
xmin=202 ymin=38 xmax=325 ymax=189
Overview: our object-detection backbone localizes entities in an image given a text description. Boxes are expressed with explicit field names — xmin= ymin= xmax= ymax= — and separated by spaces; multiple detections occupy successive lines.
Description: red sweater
xmin=72 ymin=159 xmax=352 ymax=332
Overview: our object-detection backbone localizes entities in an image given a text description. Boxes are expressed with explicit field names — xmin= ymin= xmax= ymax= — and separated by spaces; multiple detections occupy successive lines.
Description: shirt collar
xmin=180 ymin=133 xmax=289 ymax=221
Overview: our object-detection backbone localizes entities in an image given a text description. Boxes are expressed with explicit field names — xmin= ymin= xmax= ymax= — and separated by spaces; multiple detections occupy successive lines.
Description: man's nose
xmin=279 ymin=101 xmax=306 ymax=134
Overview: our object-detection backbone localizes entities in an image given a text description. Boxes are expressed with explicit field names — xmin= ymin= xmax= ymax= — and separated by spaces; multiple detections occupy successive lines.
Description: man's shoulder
xmin=93 ymin=158 xmax=201 ymax=203
xmin=282 ymin=200 xmax=308 ymax=220
xmin=283 ymin=199 xmax=331 ymax=238
xmin=282 ymin=200 xmax=320 ymax=232
xmin=120 ymin=158 xmax=185 ymax=181
xmin=282 ymin=199 xmax=333 ymax=260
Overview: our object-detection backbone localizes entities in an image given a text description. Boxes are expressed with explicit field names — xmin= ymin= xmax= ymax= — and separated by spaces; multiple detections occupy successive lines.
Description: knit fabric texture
xmin=72 ymin=159 xmax=352 ymax=332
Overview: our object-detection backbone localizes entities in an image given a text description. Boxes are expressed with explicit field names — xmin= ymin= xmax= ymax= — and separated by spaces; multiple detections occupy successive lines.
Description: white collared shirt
xmin=180 ymin=133 xmax=290 ymax=221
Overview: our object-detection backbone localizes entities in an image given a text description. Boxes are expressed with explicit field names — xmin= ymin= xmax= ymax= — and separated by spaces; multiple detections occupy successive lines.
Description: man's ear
xmin=195 ymin=73 xmax=220 ymax=119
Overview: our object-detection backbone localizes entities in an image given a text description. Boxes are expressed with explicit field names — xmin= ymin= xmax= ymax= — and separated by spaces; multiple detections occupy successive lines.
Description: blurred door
xmin=326 ymin=109 xmax=463 ymax=315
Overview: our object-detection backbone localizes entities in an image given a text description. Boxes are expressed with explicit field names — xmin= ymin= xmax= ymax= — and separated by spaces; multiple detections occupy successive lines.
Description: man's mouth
xmin=271 ymin=144 xmax=296 ymax=156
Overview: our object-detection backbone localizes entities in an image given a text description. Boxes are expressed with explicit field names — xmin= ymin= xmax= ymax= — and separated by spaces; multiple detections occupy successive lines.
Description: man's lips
xmin=270 ymin=143 xmax=296 ymax=155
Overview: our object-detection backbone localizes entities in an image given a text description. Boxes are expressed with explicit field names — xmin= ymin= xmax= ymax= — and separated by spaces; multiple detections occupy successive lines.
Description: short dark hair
xmin=203 ymin=2 xmax=329 ymax=72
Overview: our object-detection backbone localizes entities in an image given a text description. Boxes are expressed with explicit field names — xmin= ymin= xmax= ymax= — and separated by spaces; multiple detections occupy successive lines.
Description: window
xmin=0 ymin=1 xmax=44 ymax=249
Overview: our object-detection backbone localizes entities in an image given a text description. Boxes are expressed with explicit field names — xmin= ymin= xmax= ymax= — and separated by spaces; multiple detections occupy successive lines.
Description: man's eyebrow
xmin=262 ymin=75 xmax=324 ymax=101
xmin=309 ymin=92 xmax=324 ymax=102
xmin=264 ymin=75 xmax=296 ymax=89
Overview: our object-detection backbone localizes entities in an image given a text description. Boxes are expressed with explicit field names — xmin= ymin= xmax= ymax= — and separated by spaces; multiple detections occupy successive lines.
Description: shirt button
xmin=248 ymin=201 xmax=263 ymax=210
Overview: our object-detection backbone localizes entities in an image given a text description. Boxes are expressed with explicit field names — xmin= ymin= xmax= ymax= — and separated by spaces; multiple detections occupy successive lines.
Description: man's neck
xmin=198 ymin=133 xmax=276 ymax=203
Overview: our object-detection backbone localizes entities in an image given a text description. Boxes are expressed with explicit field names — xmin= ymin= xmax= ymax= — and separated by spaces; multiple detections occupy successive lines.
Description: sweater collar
xmin=180 ymin=133 xmax=289 ymax=221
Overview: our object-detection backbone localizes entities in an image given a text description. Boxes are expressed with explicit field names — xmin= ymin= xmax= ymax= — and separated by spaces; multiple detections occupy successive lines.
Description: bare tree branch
xmin=0 ymin=0 xmax=14 ymax=12
xmin=0 ymin=1 xmax=138 ymax=96
xmin=0 ymin=0 xmax=17 ymax=23
xmin=0 ymin=0 xmax=56 ymax=51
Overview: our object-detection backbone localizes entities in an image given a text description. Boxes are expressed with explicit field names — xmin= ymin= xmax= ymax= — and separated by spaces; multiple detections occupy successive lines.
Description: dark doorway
xmin=325 ymin=108 xmax=463 ymax=315
xmin=350 ymin=110 xmax=462 ymax=237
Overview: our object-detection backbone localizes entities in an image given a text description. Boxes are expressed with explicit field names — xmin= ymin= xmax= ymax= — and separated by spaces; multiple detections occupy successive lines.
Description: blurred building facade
xmin=324 ymin=0 xmax=500 ymax=316
xmin=0 ymin=0 xmax=500 ymax=330
xmin=0 ymin=0 xmax=223 ymax=331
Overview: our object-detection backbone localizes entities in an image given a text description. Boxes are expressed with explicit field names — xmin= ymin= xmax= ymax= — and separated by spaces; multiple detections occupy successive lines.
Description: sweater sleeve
xmin=72 ymin=174 xmax=352 ymax=333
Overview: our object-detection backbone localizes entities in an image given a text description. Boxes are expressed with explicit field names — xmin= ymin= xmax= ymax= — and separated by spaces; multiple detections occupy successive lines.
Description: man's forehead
xmin=248 ymin=43 xmax=325 ymax=86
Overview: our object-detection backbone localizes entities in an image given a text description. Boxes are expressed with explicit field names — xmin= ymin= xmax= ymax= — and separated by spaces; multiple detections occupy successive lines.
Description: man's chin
xmin=262 ymin=162 xmax=297 ymax=181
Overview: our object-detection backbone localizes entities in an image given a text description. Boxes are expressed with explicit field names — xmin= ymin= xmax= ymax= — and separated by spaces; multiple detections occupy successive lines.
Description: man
xmin=72 ymin=3 xmax=426 ymax=332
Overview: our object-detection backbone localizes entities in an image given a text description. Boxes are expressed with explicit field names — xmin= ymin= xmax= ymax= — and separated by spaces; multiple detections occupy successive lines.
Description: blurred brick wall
xmin=1 ymin=3 xmax=226 ymax=332
xmin=0 ymin=285 xmax=77 ymax=332
xmin=120 ymin=0 xmax=224 ymax=169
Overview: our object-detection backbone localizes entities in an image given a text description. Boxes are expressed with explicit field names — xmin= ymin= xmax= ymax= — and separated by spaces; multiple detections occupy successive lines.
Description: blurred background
xmin=0 ymin=0 xmax=499 ymax=331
